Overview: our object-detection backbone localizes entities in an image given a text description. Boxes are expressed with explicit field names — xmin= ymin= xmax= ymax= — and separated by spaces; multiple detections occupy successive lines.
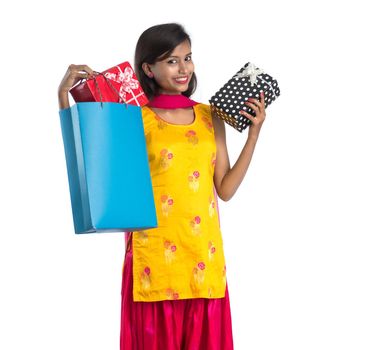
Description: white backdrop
xmin=1 ymin=0 xmax=370 ymax=349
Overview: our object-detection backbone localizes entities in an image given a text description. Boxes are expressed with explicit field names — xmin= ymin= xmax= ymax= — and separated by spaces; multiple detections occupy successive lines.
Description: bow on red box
xmin=69 ymin=61 xmax=149 ymax=106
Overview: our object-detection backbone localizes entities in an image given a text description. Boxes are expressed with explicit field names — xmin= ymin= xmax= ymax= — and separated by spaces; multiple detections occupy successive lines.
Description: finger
xmin=244 ymin=101 xmax=260 ymax=112
xmin=260 ymin=91 xmax=266 ymax=108
xmin=69 ymin=64 xmax=95 ymax=76
xmin=239 ymin=110 xmax=255 ymax=120
xmin=246 ymin=97 xmax=262 ymax=108
xmin=72 ymin=71 xmax=91 ymax=80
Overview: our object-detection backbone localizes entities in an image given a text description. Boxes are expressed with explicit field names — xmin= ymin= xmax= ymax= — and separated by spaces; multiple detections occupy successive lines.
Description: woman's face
xmin=145 ymin=40 xmax=194 ymax=95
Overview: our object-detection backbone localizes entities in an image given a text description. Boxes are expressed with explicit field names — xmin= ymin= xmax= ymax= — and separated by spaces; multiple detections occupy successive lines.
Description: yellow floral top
xmin=131 ymin=103 xmax=227 ymax=302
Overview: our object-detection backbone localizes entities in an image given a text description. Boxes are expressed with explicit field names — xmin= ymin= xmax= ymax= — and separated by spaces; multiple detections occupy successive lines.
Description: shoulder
xmin=140 ymin=105 xmax=157 ymax=134
xmin=194 ymin=102 xmax=211 ymax=115
xmin=196 ymin=103 xmax=225 ymax=136
xmin=141 ymin=105 xmax=152 ymax=116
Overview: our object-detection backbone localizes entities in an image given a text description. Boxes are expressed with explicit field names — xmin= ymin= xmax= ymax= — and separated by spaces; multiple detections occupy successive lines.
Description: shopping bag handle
xmin=78 ymin=72 xmax=129 ymax=109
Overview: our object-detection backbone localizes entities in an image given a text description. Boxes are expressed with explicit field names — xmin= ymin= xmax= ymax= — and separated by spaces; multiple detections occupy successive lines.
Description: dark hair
xmin=134 ymin=22 xmax=197 ymax=101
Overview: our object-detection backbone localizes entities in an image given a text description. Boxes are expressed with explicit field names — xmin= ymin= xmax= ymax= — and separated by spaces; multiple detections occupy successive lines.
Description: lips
xmin=174 ymin=76 xmax=189 ymax=84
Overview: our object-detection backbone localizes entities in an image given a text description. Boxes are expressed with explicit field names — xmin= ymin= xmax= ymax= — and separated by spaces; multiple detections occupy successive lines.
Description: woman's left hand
xmin=239 ymin=91 xmax=266 ymax=137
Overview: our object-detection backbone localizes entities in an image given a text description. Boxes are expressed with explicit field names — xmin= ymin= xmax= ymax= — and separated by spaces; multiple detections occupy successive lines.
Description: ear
xmin=142 ymin=62 xmax=153 ymax=78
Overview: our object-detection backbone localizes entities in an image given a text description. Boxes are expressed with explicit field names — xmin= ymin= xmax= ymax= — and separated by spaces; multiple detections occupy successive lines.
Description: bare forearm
xmin=58 ymin=89 xmax=70 ymax=110
xmin=220 ymin=132 xmax=259 ymax=201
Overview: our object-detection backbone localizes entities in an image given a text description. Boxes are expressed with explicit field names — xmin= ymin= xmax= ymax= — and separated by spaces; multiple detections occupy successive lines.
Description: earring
xmin=148 ymin=73 xmax=154 ymax=78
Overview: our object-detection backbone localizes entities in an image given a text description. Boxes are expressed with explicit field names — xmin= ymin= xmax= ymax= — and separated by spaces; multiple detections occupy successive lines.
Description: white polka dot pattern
xmin=209 ymin=62 xmax=280 ymax=132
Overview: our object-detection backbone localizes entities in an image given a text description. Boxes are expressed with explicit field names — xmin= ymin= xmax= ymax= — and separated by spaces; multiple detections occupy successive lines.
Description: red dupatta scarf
xmin=147 ymin=93 xmax=199 ymax=108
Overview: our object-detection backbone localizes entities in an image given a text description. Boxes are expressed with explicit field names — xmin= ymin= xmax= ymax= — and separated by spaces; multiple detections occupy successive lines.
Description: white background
xmin=1 ymin=0 xmax=370 ymax=349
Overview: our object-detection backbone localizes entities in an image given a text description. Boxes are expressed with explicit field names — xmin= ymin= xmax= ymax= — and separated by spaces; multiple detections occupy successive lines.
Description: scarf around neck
xmin=147 ymin=93 xmax=199 ymax=109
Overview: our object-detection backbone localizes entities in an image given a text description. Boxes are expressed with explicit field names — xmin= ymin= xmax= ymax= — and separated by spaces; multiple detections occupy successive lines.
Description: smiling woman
xmin=118 ymin=23 xmax=236 ymax=350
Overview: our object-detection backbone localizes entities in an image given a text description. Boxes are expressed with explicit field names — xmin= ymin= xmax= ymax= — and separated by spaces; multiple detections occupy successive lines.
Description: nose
xmin=178 ymin=60 xmax=188 ymax=74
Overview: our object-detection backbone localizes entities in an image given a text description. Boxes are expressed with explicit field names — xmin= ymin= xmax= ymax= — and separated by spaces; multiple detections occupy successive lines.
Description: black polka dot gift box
xmin=209 ymin=62 xmax=280 ymax=132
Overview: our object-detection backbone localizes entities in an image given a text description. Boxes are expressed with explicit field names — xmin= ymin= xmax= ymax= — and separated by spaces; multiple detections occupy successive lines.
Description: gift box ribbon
xmin=233 ymin=62 xmax=278 ymax=99
xmin=104 ymin=65 xmax=145 ymax=105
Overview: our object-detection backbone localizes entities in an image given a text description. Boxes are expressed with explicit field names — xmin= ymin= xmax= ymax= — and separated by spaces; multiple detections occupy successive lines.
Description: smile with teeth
xmin=174 ymin=76 xmax=188 ymax=83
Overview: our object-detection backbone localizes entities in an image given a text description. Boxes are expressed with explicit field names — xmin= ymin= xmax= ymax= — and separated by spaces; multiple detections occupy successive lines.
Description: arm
xmin=58 ymin=90 xmax=70 ymax=110
xmin=213 ymin=93 xmax=266 ymax=201
xmin=58 ymin=64 xmax=97 ymax=110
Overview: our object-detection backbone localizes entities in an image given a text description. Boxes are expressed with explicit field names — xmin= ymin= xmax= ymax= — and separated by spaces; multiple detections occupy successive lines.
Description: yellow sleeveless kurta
xmin=131 ymin=103 xmax=227 ymax=302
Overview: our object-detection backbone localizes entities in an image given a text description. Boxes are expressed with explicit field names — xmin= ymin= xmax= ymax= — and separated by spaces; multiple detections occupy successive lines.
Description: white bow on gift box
xmin=104 ymin=66 xmax=145 ymax=105
xmin=233 ymin=62 xmax=278 ymax=99
xmin=233 ymin=62 xmax=265 ymax=86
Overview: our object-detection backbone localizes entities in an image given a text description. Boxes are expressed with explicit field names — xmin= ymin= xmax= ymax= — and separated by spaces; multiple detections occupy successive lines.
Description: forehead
xmin=154 ymin=40 xmax=192 ymax=64
xmin=172 ymin=40 xmax=191 ymax=52
xmin=166 ymin=40 xmax=192 ymax=58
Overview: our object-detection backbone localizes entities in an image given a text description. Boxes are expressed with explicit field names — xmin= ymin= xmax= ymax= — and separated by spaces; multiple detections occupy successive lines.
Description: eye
xmin=167 ymin=56 xmax=192 ymax=64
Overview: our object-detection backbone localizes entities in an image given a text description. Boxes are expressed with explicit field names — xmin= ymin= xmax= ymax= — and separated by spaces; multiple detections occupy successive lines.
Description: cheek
xmin=152 ymin=65 xmax=170 ymax=78
xmin=164 ymin=67 xmax=179 ymax=80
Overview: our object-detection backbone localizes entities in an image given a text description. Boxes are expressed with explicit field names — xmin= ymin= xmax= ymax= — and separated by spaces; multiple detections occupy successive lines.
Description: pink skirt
xmin=120 ymin=232 xmax=234 ymax=350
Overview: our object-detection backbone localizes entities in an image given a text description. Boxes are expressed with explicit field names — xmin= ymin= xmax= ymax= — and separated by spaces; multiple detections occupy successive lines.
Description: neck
xmin=158 ymin=92 xmax=182 ymax=95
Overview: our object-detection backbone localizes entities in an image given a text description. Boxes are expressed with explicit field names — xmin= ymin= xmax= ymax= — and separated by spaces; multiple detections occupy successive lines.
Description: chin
xmin=176 ymin=84 xmax=189 ymax=91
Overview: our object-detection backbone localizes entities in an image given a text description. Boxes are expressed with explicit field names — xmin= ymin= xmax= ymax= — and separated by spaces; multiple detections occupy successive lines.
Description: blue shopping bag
xmin=59 ymin=102 xmax=158 ymax=234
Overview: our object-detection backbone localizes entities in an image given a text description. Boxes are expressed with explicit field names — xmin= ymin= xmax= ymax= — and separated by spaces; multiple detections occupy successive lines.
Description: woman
xmin=58 ymin=22 xmax=266 ymax=350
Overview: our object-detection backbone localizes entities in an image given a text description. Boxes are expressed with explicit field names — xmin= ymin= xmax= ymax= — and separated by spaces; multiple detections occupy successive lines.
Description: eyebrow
xmin=168 ymin=52 xmax=192 ymax=58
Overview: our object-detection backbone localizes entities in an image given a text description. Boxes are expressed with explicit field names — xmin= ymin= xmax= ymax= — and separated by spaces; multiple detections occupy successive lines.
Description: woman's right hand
xmin=58 ymin=64 xmax=97 ymax=109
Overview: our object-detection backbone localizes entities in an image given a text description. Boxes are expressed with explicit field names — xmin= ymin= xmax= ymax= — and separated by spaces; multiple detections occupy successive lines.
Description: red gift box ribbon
xmin=104 ymin=65 xmax=144 ymax=105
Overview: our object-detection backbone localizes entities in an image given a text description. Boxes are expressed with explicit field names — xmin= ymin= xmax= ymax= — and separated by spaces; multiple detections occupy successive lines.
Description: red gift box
xmin=69 ymin=61 xmax=149 ymax=106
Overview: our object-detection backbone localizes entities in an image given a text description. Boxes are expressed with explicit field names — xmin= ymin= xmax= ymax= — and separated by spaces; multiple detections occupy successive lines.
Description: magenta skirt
xmin=120 ymin=232 xmax=234 ymax=350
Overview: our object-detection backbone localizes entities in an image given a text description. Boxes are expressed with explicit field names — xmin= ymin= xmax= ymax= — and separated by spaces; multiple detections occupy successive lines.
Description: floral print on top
xmin=130 ymin=103 xmax=227 ymax=302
